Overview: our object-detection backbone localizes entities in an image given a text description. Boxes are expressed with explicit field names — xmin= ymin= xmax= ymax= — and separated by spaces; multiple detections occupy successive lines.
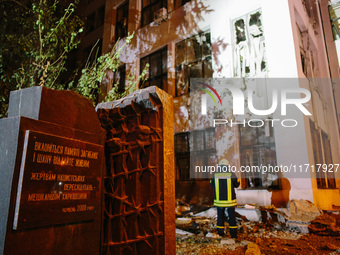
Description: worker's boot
xmin=217 ymin=226 xmax=225 ymax=237
xmin=230 ymin=227 xmax=237 ymax=238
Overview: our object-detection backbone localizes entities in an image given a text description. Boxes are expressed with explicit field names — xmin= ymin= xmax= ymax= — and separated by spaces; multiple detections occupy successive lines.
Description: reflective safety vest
xmin=210 ymin=172 xmax=240 ymax=207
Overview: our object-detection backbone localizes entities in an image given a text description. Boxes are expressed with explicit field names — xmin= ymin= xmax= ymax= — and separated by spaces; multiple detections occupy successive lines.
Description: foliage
xmin=104 ymin=65 xmax=149 ymax=102
xmin=15 ymin=0 xmax=82 ymax=89
xmin=0 ymin=0 xmax=146 ymax=118
xmin=0 ymin=0 xmax=83 ymax=117
xmin=73 ymin=33 xmax=149 ymax=103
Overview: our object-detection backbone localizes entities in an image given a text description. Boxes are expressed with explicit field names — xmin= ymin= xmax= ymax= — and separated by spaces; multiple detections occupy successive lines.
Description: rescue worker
xmin=210 ymin=159 xmax=240 ymax=238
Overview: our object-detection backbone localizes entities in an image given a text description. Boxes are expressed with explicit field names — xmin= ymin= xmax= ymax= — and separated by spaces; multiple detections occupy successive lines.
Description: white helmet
xmin=219 ymin=158 xmax=230 ymax=166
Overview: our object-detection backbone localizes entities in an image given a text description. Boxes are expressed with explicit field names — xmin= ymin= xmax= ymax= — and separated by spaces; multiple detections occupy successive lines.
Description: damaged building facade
xmin=97 ymin=0 xmax=340 ymax=210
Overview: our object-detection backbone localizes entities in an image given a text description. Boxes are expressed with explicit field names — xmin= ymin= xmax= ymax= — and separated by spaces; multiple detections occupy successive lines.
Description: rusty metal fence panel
xmin=97 ymin=87 xmax=175 ymax=255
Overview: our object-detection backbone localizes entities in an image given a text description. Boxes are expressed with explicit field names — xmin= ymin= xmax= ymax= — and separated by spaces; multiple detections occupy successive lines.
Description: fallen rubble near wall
xmin=175 ymin=199 xmax=340 ymax=254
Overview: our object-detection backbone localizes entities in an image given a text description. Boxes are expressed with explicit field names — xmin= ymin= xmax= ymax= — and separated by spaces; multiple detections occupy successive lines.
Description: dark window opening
xmin=297 ymin=25 xmax=308 ymax=76
xmin=86 ymin=12 xmax=96 ymax=34
xmin=175 ymin=128 xmax=216 ymax=181
xmin=141 ymin=0 xmax=167 ymax=27
xmin=113 ymin=65 xmax=126 ymax=93
xmin=85 ymin=5 xmax=105 ymax=35
xmin=97 ymin=5 xmax=105 ymax=28
xmin=175 ymin=132 xmax=190 ymax=181
xmin=82 ymin=38 xmax=103 ymax=66
xmin=239 ymin=122 xmax=279 ymax=189
xmin=174 ymin=0 xmax=191 ymax=9
xmin=301 ymin=52 xmax=307 ymax=75
xmin=175 ymin=31 xmax=212 ymax=96
xmin=116 ymin=2 xmax=129 ymax=40
xmin=140 ymin=47 xmax=167 ymax=89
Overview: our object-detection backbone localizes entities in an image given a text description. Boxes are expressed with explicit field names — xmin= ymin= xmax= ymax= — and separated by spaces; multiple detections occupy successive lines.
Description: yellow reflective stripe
xmin=214 ymin=199 xmax=237 ymax=203
xmin=214 ymin=202 xmax=237 ymax=205
xmin=229 ymin=226 xmax=238 ymax=229
xmin=215 ymin=173 xmax=231 ymax=178
xmin=217 ymin=226 xmax=224 ymax=229
xmin=214 ymin=200 xmax=237 ymax=207
xmin=227 ymin=178 xmax=231 ymax=201
xmin=215 ymin=178 xmax=220 ymax=201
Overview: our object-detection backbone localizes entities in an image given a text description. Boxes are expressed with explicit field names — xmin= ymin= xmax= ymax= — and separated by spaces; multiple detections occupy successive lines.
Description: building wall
xmin=288 ymin=0 xmax=340 ymax=209
xmin=101 ymin=0 xmax=340 ymax=209
xmin=77 ymin=0 xmax=106 ymax=65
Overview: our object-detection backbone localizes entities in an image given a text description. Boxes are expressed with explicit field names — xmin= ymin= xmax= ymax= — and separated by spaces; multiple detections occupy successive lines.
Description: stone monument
xmin=0 ymin=86 xmax=105 ymax=254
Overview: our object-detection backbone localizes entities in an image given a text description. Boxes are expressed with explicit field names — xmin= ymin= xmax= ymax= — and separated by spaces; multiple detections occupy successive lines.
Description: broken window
xmin=329 ymin=2 xmax=340 ymax=67
xmin=116 ymin=2 xmax=129 ymax=41
xmin=297 ymin=25 xmax=308 ymax=76
xmin=175 ymin=31 xmax=212 ymax=96
xmin=239 ymin=122 xmax=279 ymax=189
xmin=141 ymin=0 xmax=167 ymax=27
xmin=140 ymin=47 xmax=167 ymax=89
xmin=296 ymin=23 xmax=320 ymax=77
xmin=232 ymin=9 xmax=267 ymax=77
xmin=310 ymin=120 xmax=336 ymax=189
xmin=175 ymin=128 xmax=216 ymax=180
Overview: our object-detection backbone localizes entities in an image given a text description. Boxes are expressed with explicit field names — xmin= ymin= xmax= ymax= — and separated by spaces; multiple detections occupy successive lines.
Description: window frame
xmin=232 ymin=8 xmax=267 ymax=77
xmin=113 ymin=64 xmax=126 ymax=93
xmin=310 ymin=120 xmax=336 ymax=189
xmin=175 ymin=128 xmax=216 ymax=181
xmin=175 ymin=30 xmax=212 ymax=97
xmin=238 ymin=121 xmax=279 ymax=189
xmin=140 ymin=47 xmax=168 ymax=90
xmin=175 ymin=132 xmax=190 ymax=181
xmin=141 ymin=0 xmax=167 ymax=27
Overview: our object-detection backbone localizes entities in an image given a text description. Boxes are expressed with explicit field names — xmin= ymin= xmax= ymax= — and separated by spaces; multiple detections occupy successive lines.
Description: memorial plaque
xmin=13 ymin=130 xmax=103 ymax=230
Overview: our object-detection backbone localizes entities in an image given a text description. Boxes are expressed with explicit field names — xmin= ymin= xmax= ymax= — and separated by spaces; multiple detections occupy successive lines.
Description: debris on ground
xmin=176 ymin=199 xmax=340 ymax=254
xmin=309 ymin=213 xmax=340 ymax=236
xmin=287 ymin=199 xmax=322 ymax=222
xmin=175 ymin=200 xmax=191 ymax=216
xmin=245 ymin=243 xmax=261 ymax=255
xmin=176 ymin=199 xmax=211 ymax=216
xmin=176 ymin=228 xmax=194 ymax=236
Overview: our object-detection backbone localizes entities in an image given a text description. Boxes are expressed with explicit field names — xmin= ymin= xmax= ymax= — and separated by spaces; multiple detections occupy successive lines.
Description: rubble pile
xmin=309 ymin=213 xmax=340 ymax=236
xmin=287 ymin=199 xmax=322 ymax=221
xmin=175 ymin=199 xmax=340 ymax=254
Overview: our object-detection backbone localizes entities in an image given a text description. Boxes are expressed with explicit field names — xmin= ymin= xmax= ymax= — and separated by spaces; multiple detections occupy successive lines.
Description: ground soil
xmin=176 ymin=232 xmax=340 ymax=254
xmin=176 ymin=213 xmax=340 ymax=255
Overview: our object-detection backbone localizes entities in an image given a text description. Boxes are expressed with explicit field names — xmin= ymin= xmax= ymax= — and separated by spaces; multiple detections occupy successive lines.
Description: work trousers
xmin=217 ymin=206 xmax=237 ymax=238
